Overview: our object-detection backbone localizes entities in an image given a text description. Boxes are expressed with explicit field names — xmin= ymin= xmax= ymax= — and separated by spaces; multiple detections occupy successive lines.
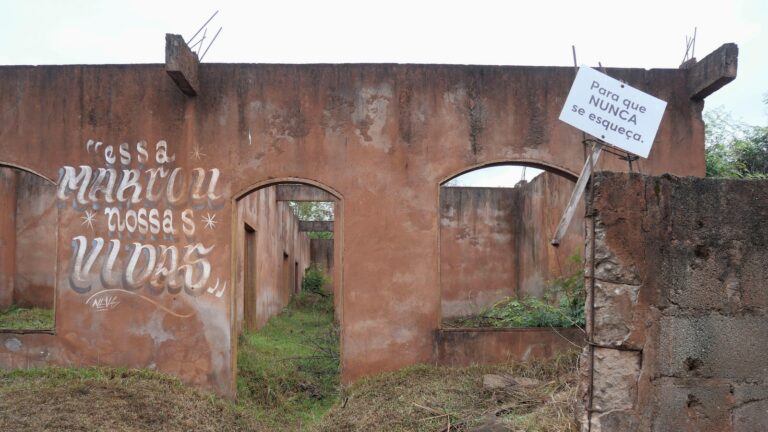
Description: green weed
xmin=237 ymin=292 xmax=340 ymax=428
xmin=445 ymin=255 xmax=585 ymax=329
xmin=301 ymin=264 xmax=330 ymax=295
xmin=0 ymin=306 xmax=54 ymax=330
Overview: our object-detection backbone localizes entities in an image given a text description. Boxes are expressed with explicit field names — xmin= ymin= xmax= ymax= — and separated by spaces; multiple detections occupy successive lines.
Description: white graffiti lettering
xmin=70 ymin=235 xmax=214 ymax=295
xmin=63 ymin=138 xmax=228 ymax=313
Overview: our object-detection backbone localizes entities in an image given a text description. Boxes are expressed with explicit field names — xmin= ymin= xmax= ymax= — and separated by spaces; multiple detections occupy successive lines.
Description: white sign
xmin=559 ymin=66 xmax=667 ymax=158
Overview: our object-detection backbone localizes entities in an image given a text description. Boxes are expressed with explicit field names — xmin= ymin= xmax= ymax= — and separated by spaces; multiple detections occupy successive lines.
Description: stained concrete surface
xmin=435 ymin=327 xmax=584 ymax=367
xmin=0 ymin=167 xmax=56 ymax=311
xmin=440 ymin=172 xmax=583 ymax=318
xmin=0 ymin=57 xmax=721 ymax=396
xmin=582 ymin=173 xmax=768 ymax=431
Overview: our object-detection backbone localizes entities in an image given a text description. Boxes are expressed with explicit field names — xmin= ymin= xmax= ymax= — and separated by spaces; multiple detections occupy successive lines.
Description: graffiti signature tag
xmin=87 ymin=294 xmax=121 ymax=311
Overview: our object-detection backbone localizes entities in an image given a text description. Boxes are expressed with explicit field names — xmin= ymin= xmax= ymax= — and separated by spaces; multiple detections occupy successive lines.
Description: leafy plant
xmin=485 ymin=255 xmax=585 ymax=329
xmin=288 ymin=201 xmax=334 ymax=239
xmin=705 ymin=103 xmax=768 ymax=179
xmin=445 ymin=255 xmax=585 ymax=329
xmin=302 ymin=264 xmax=330 ymax=295
xmin=549 ymin=255 xmax=586 ymax=328
xmin=288 ymin=201 xmax=334 ymax=221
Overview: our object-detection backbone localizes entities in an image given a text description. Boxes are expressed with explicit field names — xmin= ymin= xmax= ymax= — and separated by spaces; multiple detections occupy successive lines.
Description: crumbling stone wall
xmin=581 ymin=172 xmax=768 ymax=431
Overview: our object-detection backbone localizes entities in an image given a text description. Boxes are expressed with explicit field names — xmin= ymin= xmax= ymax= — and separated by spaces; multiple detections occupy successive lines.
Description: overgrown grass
xmin=312 ymin=350 xmax=580 ymax=432
xmin=0 ymin=366 xmax=261 ymax=431
xmin=0 ymin=306 xmax=54 ymax=330
xmin=0 ymin=292 xmax=340 ymax=431
xmin=301 ymin=264 xmax=331 ymax=295
xmin=237 ymin=291 xmax=340 ymax=429
xmin=445 ymin=260 xmax=585 ymax=329
xmin=0 ymin=292 xmax=580 ymax=431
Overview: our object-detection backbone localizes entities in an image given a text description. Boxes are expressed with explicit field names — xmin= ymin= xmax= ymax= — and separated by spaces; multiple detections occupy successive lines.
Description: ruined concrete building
xmin=1 ymin=35 xmax=747 ymax=429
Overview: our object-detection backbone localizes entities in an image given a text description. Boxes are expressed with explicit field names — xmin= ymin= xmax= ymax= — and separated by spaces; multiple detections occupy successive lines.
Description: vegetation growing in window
xmin=0 ymin=306 xmax=54 ymax=330
xmin=444 ymin=256 xmax=585 ymax=329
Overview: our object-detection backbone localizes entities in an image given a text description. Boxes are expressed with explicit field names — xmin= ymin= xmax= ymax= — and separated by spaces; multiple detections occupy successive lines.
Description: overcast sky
xmin=1 ymin=0 xmax=765 ymax=186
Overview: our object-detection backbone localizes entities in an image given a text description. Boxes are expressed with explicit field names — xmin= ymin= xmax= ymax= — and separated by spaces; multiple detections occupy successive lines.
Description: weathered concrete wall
xmin=516 ymin=172 xmax=584 ymax=296
xmin=235 ymin=185 xmax=311 ymax=334
xmin=14 ymin=170 xmax=57 ymax=308
xmin=581 ymin=172 xmax=768 ymax=432
xmin=0 ymin=58 xmax=716 ymax=396
xmin=435 ymin=327 xmax=584 ymax=366
xmin=440 ymin=172 xmax=583 ymax=318
xmin=310 ymin=238 xmax=334 ymax=282
xmin=0 ymin=168 xmax=17 ymax=309
xmin=0 ymin=168 xmax=56 ymax=311
xmin=440 ymin=186 xmax=517 ymax=318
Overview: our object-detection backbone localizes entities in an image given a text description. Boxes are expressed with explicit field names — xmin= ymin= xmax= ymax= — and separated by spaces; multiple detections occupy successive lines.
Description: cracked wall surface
xmin=0 ymin=62 xmax=714 ymax=397
xmin=582 ymin=172 xmax=768 ymax=431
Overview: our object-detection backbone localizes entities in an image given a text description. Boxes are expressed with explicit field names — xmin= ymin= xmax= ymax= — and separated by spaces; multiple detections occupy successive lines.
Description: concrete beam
xmin=276 ymin=184 xmax=336 ymax=202
xmin=687 ymin=43 xmax=738 ymax=100
xmin=299 ymin=220 xmax=334 ymax=232
xmin=165 ymin=34 xmax=199 ymax=97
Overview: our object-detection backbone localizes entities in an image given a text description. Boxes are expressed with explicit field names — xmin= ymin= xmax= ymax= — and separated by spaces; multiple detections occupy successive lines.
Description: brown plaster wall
xmin=13 ymin=170 xmax=57 ymax=308
xmin=235 ymin=185 xmax=311 ymax=334
xmin=581 ymin=172 xmax=768 ymax=432
xmin=435 ymin=327 xmax=585 ymax=367
xmin=310 ymin=238 xmax=334 ymax=283
xmin=440 ymin=172 xmax=583 ymax=319
xmin=0 ymin=168 xmax=17 ymax=309
xmin=0 ymin=61 xmax=710 ymax=396
xmin=0 ymin=168 xmax=56 ymax=310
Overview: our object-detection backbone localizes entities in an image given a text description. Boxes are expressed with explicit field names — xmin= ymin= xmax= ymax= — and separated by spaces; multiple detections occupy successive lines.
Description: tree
xmin=288 ymin=201 xmax=334 ymax=239
xmin=288 ymin=201 xmax=333 ymax=221
xmin=705 ymin=99 xmax=768 ymax=179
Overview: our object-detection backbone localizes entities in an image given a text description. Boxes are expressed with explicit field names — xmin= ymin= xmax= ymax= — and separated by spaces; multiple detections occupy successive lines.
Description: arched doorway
xmin=232 ymin=178 xmax=343 ymax=416
xmin=233 ymin=179 xmax=342 ymax=333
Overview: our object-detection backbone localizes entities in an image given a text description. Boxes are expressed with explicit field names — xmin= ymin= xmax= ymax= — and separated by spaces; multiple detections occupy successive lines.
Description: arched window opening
xmin=0 ymin=166 xmax=58 ymax=332
xmin=440 ymin=164 xmax=584 ymax=329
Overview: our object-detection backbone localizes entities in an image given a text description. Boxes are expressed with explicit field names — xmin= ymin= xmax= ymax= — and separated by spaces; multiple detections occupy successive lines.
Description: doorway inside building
xmin=234 ymin=179 xmax=342 ymax=423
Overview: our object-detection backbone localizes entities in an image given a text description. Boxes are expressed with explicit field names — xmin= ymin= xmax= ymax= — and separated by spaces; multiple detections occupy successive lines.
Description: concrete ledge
xmin=687 ymin=43 xmax=738 ymax=100
xmin=434 ymin=327 xmax=585 ymax=367
xmin=276 ymin=184 xmax=336 ymax=202
xmin=165 ymin=33 xmax=199 ymax=96
xmin=299 ymin=220 xmax=333 ymax=232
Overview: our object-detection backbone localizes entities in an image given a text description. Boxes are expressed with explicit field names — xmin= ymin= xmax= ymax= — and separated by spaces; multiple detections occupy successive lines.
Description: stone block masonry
xmin=581 ymin=172 xmax=768 ymax=432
